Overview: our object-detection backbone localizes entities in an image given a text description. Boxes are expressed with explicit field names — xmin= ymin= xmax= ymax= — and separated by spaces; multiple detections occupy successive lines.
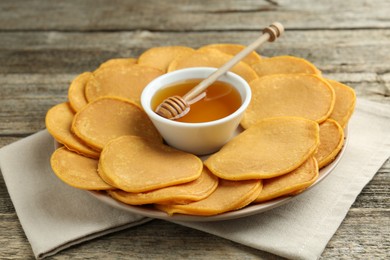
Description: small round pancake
xmin=108 ymin=168 xmax=219 ymax=205
xmin=51 ymin=147 xmax=112 ymax=190
xmin=72 ymin=97 xmax=161 ymax=151
xmin=315 ymin=119 xmax=345 ymax=169
xmin=138 ymin=46 xmax=195 ymax=72
xmin=98 ymin=136 xmax=203 ymax=193
xmin=85 ymin=64 xmax=163 ymax=104
xmin=156 ymin=179 xmax=262 ymax=216
xmin=45 ymin=102 xmax=100 ymax=158
xmin=241 ymin=74 xmax=335 ymax=129
xmin=251 ymin=56 xmax=321 ymax=77
xmin=68 ymin=72 xmax=91 ymax=112
xmin=167 ymin=49 xmax=258 ymax=83
xmin=254 ymin=156 xmax=318 ymax=203
xmin=205 ymin=117 xmax=320 ymax=180
xmin=97 ymin=58 xmax=137 ymax=70
xmin=327 ymin=79 xmax=356 ymax=128
xmin=198 ymin=43 xmax=261 ymax=65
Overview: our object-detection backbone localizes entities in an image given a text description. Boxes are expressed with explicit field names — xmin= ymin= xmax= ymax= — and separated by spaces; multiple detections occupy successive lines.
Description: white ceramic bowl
xmin=141 ymin=67 xmax=251 ymax=155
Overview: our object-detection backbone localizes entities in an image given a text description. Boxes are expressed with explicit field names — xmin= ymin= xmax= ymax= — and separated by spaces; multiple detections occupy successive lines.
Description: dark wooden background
xmin=0 ymin=0 xmax=389 ymax=259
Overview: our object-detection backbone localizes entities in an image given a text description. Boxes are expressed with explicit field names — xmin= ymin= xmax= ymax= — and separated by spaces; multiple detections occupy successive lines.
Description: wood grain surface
xmin=0 ymin=0 xmax=389 ymax=259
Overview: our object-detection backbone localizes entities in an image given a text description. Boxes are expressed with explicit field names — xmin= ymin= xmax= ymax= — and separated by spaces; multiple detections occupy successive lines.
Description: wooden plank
xmin=352 ymin=160 xmax=390 ymax=209
xmin=0 ymin=176 xmax=16 ymax=214
xmin=0 ymin=74 xmax=70 ymax=135
xmin=0 ymin=29 xmax=389 ymax=74
xmin=0 ymin=214 xmax=34 ymax=259
xmin=0 ymin=0 xmax=389 ymax=31
xmin=322 ymin=209 xmax=390 ymax=259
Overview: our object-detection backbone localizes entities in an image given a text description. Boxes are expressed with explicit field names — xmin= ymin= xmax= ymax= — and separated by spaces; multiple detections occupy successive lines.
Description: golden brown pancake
xmin=98 ymin=135 xmax=203 ymax=192
xmin=241 ymin=74 xmax=335 ymax=129
xmin=167 ymin=49 xmax=258 ymax=83
xmin=72 ymin=97 xmax=161 ymax=151
xmin=198 ymin=43 xmax=261 ymax=65
xmin=45 ymin=102 xmax=100 ymax=158
xmin=156 ymin=179 xmax=262 ymax=216
xmin=251 ymin=55 xmax=321 ymax=77
xmin=68 ymin=72 xmax=91 ymax=112
xmin=85 ymin=64 xmax=163 ymax=104
xmin=205 ymin=117 xmax=319 ymax=180
xmin=108 ymin=168 xmax=218 ymax=205
xmin=138 ymin=46 xmax=195 ymax=72
xmin=315 ymin=119 xmax=345 ymax=168
xmin=254 ymin=156 xmax=318 ymax=203
xmin=326 ymin=79 xmax=356 ymax=128
xmin=97 ymin=58 xmax=137 ymax=70
xmin=51 ymin=146 xmax=112 ymax=190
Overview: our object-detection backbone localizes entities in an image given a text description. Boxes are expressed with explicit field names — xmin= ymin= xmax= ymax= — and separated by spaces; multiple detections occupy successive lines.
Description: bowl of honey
xmin=141 ymin=67 xmax=251 ymax=155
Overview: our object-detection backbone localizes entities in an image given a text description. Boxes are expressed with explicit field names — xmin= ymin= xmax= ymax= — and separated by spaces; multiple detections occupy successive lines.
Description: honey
xmin=152 ymin=79 xmax=242 ymax=123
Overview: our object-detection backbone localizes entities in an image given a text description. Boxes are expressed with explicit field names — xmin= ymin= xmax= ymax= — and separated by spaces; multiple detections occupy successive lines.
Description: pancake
xmin=241 ymin=74 xmax=335 ymax=129
xmin=45 ymin=102 xmax=100 ymax=158
xmin=97 ymin=58 xmax=137 ymax=70
xmin=315 ymin=119 xmax=345 ymax=168
xmin=108 ymin=167 xmax=218 ymax=205
xmin=254 ymin=156 xmax=318 ymax=203
xmin=198 ymin=43 xmax=261 ymax=65
xmin=205 ymin=117 xmax=320 ymax=180
xmin=251 ymin=55 xmax=321 ymax=77
xmin=85 ymin=64 xmax=163 ymax=104
xmin=167 ymin=49 xmax=258 ymax=83
xmin=68 ymin=72 xmax=91 ymax=112
xmin=98 ymin=135 xmax=203 ymax=193
xmin=138 ymin=46 xmax=195 ymax=72
xmin=72 ymin=97 xmax=161 ymax=151
xmin=51 ymin=146 xmax=112 ymax=190
xmin=156 ymin=179 xmax=262 ymax=216
xmin=327 ymin=79 xmax=356 ymax=128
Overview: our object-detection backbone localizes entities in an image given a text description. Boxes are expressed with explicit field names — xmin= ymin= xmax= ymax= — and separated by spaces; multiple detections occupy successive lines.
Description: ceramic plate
xmin=87 ymin=128 xmax=349 ymax=222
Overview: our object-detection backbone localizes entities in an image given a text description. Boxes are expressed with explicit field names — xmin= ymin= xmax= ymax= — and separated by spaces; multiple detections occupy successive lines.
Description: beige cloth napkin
xmin=0 ymin=130 xmax=151 ymax=259
xmin=0 ymin=98 xmax=389 ymax=259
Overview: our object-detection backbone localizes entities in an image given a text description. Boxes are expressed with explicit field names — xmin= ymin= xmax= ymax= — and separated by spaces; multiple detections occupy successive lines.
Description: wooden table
xmin=0 ymin=1 xmax=389 ymax=259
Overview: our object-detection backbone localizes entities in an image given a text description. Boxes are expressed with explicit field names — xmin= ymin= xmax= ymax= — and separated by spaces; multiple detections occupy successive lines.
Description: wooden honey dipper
xmin=155 ymin=22 xmax=284 ymax=120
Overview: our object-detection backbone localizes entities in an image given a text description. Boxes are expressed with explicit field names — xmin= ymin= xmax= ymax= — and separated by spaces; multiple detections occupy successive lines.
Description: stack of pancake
xmin=46 ymin=44 xmax=356 ymax=216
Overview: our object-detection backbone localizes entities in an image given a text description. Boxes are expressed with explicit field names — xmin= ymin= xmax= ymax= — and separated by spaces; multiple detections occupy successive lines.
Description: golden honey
xmin=152 ymin=79 xmax=242 ymax=123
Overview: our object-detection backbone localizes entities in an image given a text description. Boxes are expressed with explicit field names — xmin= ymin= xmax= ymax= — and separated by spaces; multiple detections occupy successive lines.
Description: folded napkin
xmin=0 ymin=130 xmax=151 ymax=259
xmin=0 ymin=98 xmax=389 ymax=259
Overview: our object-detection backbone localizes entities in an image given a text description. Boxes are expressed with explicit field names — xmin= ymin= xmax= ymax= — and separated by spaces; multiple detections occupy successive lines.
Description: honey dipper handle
xmin=182 ymin=22 xmax=284 ymax=102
